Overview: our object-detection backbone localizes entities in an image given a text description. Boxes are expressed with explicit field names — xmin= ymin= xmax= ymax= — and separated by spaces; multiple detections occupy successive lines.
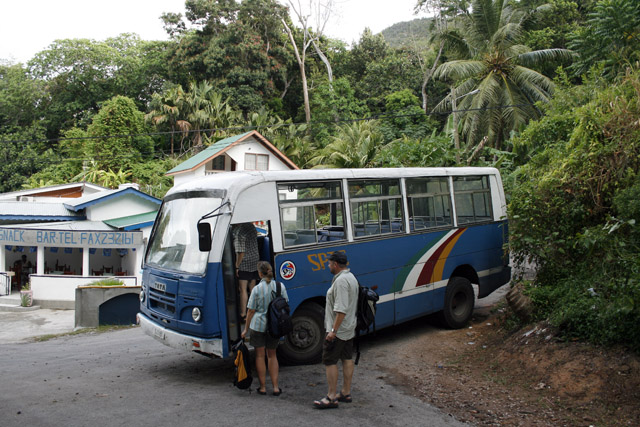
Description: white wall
xmin=31 ymin=274 xmax=138 ymax=302
xmin=85 ymin=194 xmax=159 ymax=221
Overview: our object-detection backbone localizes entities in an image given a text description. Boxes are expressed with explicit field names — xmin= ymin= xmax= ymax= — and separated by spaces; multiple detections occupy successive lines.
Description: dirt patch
xmin=382 ymin=309 xmax=640 ymax=426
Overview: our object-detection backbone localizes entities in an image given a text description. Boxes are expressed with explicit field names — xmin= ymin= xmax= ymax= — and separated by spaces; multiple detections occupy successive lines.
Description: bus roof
xmin=166 ymin=167 xmax=501 ymax=199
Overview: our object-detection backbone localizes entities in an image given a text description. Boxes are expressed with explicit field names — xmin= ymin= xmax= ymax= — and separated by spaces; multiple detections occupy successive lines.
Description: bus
xmin=137 ymin=168 xmax=511 ymax=364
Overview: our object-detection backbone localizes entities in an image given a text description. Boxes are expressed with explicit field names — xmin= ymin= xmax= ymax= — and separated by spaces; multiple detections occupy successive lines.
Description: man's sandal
xmin=337 ymin=392 xmax=352 ymax=403
xmin=313 ymin=396 xmax=338 ymax=409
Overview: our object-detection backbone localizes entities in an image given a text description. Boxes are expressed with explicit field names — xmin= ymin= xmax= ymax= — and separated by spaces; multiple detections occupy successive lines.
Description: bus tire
xmin=439 ymin=276 xmax=474 ymax=329
xmin=277 ymin=303 xmax=325 ymax=365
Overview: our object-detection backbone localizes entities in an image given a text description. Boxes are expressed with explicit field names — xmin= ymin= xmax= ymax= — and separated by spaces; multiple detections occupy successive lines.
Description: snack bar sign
xmin=0 ymin=228 xmax=142 ymax=248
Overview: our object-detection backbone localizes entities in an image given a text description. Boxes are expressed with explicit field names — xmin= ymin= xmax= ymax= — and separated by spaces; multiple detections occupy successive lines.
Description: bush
xmin=509 ymin=68 xmax=640 ymax=352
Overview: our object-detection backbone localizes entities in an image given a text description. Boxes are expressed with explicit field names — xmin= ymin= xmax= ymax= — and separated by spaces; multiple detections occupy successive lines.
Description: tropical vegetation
xmin=1 ymin=0 xmax=639 ymax=351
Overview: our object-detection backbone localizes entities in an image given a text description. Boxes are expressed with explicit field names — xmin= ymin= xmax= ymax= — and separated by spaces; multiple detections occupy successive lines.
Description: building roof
xmin=2 ymin=220 xmax=116 ymax=231
xmin=165 ymin=130 xmax=298 ymax=175
xmin=0 ymin=182 xmax=107 ymax=201
xmin=103 ymin=211 xmax=158 ymax=231
xmin=63 ymin=187 xmax=161 ymax=212
xmin=0 ymin=201 xmax=84 ymax=222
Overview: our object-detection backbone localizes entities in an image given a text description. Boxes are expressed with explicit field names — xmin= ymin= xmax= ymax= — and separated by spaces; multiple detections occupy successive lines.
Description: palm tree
xmin=310 ymin=120 xmax=384 ymax=169
xmin=145 ymin=85 xmax=186 ymax=155
xmin=433 ymin=0 xmax=573 ymax=155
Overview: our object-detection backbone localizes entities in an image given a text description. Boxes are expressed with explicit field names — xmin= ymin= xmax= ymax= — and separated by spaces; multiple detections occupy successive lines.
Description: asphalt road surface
xmin=0 ymin=325 xmax=466 ymax=427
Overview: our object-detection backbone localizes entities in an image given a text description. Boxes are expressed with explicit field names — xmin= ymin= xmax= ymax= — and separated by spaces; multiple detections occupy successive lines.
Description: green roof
xmin=166 ymin=132 xmax=252 ymax=174
xmin=103 ymin=211 xmax=158 ymax=230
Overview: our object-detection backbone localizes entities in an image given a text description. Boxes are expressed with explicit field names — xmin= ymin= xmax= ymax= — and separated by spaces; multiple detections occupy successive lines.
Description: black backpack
xmin=354 ymin=282 xmax=379 ymax=365
xmin=267 ymin=282 xmax=293 ymax=338
xmin=232 ymin=339 xmax=253 ymax=390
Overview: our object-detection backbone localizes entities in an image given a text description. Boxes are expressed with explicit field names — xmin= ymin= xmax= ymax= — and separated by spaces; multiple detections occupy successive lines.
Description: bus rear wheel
xmin=440 ymin=276 xmax=474 ymax=329
xmin=278 ymin=302 xmax=324 ymax=365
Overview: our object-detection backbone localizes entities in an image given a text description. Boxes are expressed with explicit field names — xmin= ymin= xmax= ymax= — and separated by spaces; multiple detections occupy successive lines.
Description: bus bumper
xmin=137 ymin=313 xmax=224 ymax=358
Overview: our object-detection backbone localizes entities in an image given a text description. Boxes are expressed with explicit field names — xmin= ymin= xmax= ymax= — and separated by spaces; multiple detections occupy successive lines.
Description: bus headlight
xmin=192 ymin=307 xmax=202 ymax=322
xmin=139 ymin=290 xmax=145 ymax=303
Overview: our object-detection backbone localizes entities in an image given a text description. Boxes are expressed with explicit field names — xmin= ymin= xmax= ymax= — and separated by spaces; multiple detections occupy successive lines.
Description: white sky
xmin=0 ymin=0 xmax=424 ymax=64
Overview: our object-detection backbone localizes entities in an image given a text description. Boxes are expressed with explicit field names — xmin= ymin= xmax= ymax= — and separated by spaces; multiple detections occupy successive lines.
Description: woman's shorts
xmin=238 ymin=270 xmax=260 ymax=281
xmin=322 ymin=336 xmax=354 ymax=365
xmin=249 ymin=329 xmax=280 ymax=350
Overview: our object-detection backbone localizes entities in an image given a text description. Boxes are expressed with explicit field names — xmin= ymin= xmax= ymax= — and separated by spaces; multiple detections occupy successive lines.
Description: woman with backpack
xmin=241 ymin=261 xmax=288 ymax=396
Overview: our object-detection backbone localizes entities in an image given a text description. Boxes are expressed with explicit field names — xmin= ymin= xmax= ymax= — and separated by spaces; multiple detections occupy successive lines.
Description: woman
xmin=241 ymin=261 xmax=288 ymax=396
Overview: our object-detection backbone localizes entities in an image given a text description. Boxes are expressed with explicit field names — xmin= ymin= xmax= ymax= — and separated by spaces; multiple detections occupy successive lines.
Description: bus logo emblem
xmin=280 ymin=261 xmax=296 ymax=280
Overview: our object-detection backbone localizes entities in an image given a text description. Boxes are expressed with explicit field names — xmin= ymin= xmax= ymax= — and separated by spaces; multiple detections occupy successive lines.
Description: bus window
xmin=348 ymin=179 xmax=403 ymax=237
xmin=406 ymin=177 xmax=452 ymax=231
xmin=278 ymin=181 xmax=346 ymax=247
xmin=453 ymin=175 xmax=493 ymax=224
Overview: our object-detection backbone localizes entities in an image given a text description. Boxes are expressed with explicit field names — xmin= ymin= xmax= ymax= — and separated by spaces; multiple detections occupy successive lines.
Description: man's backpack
xmin=267 ymin=282 xmax=293 ymax=338
xmin=232 ymin=339 xmax=253 ymax=390
xmin=355 ymin=283 xmax=379 ymax=365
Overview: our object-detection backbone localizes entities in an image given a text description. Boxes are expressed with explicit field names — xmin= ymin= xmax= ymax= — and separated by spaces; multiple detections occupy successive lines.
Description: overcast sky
xmin=0 ymin=0 xmax=425 ymax=64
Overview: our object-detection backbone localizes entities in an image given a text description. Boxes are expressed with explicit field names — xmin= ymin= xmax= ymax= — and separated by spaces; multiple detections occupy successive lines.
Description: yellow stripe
xmin=431 ymin=230 xmax=465 ymax=282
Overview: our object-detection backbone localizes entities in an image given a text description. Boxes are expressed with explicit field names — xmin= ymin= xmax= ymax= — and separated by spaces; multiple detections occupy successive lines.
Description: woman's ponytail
xmin=257 ymin=261 xmax=274 ymax=282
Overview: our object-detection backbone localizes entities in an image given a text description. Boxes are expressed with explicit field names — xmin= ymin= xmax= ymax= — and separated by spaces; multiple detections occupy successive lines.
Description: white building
xmin=0 ymin=182 xmax=160 ymax=308
xmin=166 ymin=130 xmax=298 ymax=187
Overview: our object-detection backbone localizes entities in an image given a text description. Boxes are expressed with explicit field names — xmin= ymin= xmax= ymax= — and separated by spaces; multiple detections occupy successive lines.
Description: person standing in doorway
xmin=232 ymin=222 xmax=260 ymax=322
xmin=313 ymin=251 xmax=358 ymax=409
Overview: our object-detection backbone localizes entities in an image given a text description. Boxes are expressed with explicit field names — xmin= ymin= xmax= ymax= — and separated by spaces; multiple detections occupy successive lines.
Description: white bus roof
xmin=166 ymin=167 xmax=501 ymax=199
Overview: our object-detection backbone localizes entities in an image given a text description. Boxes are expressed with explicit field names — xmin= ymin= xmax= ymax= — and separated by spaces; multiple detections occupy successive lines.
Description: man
xmin=232 ymin=222 xmax=260 ymax=322
xmin=313 ymin=251 xmax=358 ymax=409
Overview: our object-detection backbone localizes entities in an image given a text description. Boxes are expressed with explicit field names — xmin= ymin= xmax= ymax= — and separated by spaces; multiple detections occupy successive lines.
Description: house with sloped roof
xmin=166 ymin=130 xmax=298 ymax=187
xmin=0 ymin=183 xmax=160 ymax=307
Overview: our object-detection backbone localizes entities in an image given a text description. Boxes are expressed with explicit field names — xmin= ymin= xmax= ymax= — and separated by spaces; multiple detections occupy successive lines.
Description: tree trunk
xmin=422 ymin=40 xmax=444 ymax=112
xmin=312 ymin=38 xmax=333 ymax=84
xmin=282 ymin=19 xmax=311 ymax=124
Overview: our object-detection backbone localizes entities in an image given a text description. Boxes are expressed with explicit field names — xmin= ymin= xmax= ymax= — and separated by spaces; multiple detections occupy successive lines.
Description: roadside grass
xmin=31 ymin=324 xmax=138 ymax=342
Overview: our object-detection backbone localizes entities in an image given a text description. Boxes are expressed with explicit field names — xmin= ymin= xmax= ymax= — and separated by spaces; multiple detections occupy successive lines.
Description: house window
xmin=211 ymin=156 xmax=225 ymax=170
xmin=245 ymin=153 xmax=269 ymax=171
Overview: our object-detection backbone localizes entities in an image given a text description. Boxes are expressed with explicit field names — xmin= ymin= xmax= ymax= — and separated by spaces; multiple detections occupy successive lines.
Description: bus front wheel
xmin=440 ymin=277 xmax=474 ymax=329
xmin=278 ymin=303 xmax=325 ymax=365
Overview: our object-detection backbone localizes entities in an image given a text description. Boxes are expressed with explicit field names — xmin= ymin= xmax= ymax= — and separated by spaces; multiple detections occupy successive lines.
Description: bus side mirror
xmin=198 ymin=222 xmax=212 ymax=252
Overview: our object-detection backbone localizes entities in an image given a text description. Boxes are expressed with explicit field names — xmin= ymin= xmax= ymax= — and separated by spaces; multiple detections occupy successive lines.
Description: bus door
xmin=221 ymin=229 xmax=240 ymax=343
xmin=223 ymin=221 xmax=274 ymax=345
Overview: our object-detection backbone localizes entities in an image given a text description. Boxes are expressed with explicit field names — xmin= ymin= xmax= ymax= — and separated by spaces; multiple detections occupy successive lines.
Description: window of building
xmin=211 ymin=156 xmax=225 ymax=170
xmin=245 ymin=153 xmax=269 ymax=171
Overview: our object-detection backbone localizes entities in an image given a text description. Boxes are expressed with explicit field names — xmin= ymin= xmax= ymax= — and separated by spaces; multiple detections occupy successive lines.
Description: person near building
xmin=313 ymin=251 xmax=358 ymax=409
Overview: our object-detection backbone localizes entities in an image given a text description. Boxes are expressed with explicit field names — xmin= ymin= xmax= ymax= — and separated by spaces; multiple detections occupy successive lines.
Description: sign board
xmin=0 ymin=228 xmax=143 ymax=248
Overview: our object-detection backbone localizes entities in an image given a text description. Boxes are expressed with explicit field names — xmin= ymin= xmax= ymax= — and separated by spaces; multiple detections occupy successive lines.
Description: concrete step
xmin=0 ymin=293 xmax=40 ymax=311
xmin=0 ymin=303 xmax=41 ymax=312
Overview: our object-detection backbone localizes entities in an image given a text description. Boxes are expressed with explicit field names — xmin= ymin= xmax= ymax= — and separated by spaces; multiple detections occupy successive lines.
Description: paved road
xmin=0 ymin=285 xmax=508 ymax=426
xmin=0 ymin=326 xmax=466 ymax=427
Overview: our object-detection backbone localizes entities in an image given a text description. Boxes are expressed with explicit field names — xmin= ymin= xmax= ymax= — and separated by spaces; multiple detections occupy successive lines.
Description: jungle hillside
xmin=1 ymin=0 xmax=640 ymax=352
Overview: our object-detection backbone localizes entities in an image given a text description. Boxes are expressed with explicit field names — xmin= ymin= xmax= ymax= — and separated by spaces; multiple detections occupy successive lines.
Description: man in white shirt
xmin=313 ymin=251 xmax=358 ymax=409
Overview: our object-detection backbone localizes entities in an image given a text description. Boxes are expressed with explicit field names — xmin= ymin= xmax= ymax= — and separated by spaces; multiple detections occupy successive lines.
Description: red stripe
xmin=415 ymin=229 xmax=465 ymax=287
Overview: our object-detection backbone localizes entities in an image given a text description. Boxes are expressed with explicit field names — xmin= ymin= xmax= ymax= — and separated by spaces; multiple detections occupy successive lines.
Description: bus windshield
xmin=146 ymin=195 xmax=223 ymax=274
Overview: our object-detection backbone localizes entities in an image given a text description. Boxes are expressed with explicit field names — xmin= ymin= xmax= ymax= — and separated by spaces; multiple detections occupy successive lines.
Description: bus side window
xmin=406 ymin=177 xmax=452 ymax=231
xmin=453 ymin=176 xmax=493 ymax=224
xmin=348 ymin=179 xmax=403 ymax=238
xmin=278 ymin=181 xmax=346 ymax=248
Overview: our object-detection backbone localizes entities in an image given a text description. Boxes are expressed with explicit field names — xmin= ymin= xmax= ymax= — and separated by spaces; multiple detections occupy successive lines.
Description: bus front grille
xmin=149 ymin=288 xmax=176 ymax=315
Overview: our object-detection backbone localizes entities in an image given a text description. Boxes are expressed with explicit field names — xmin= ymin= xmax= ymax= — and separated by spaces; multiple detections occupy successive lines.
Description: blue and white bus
xmin=138 ymin=168 xmax=511 ymax=364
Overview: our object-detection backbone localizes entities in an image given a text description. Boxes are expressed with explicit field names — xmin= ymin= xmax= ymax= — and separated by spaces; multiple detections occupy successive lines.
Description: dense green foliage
xmin=509 ymin=69 xmax=640 ymax=351
xmin=1 ymin=0 xmax=640 ymax=351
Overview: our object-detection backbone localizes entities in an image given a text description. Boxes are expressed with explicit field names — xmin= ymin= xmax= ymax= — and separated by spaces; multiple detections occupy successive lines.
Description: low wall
xmin=31 ymin=275 xmax=137 ymax=309
xmin=75 ymin=286 xmax=141 ymax=328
